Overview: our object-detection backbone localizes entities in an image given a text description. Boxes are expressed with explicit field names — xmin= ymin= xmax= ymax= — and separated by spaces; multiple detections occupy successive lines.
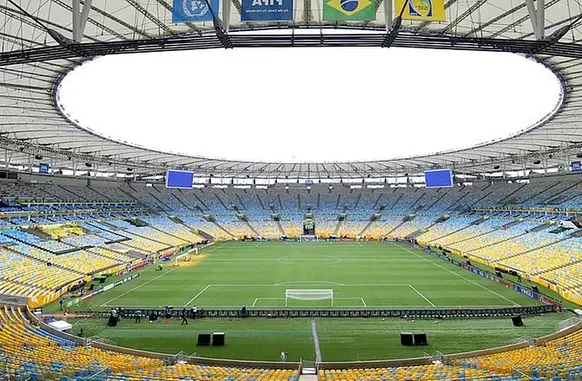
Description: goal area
xmin=285 ymin=289 xmax=334 ymax=307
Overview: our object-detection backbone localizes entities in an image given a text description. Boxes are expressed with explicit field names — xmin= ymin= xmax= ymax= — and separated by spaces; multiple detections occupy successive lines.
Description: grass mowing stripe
xmin=399 ymin=244 xmax=522 ymax=306
xmin=100 ymin=267 xmax=179 ymax=307
xmin=409 ymin=284 xmax=436 ymax=306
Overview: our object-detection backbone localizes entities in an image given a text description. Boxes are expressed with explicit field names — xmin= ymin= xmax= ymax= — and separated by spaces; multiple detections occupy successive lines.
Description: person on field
xmin=181 ymin=309 xmax=188 ymax=325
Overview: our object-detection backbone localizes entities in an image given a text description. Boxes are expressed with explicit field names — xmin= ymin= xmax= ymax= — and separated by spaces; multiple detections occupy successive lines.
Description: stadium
xmin=3 ymin=0 xmax=582 ymax=380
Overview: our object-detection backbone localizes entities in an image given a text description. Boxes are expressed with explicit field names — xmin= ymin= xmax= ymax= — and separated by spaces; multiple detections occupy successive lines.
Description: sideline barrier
xmin=83 ymin=304 xmax=557 ymax=319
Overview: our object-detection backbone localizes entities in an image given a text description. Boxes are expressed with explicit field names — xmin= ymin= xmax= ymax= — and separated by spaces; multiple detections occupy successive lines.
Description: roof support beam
xmin=383 ymin=0 xmax=393 ymax=31
xmin=223 ymin=0 xmax=232 ymax=33
xmin=525 ymin=0 xmax=545 ymax=40
xmin=72 ymin=0 xmax=93 ymax=43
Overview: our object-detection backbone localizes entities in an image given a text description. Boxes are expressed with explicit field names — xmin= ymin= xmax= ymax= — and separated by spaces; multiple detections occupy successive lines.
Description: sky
xmin=57 ymin=45 xmax=562 ymax=163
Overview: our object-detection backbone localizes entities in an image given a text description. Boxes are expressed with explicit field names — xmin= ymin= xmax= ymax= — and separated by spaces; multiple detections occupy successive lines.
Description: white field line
xmin=100 ymin=267 xmax=179 ymax=307
xmin=252 ymin=298 xmax=258 ymax=307
xmin=360 ymin=298 xmax=368 ymax=307
xmin=357 ymin=242 xmax=363 ymax=247
xmin=275 ymin=281 xmax=346 ymax=286
xmin=185 ymin=284 xmax=212 ymax=306
xmin=409 ymin=284 xmax=436 ymax=307
xmin=256 ymin=242 xmax=262 ymax=247
xmin=96 ymin=305 xmax=517 ymax=309
xmin=205 ymin=242 xmax=228 ymax=253
xmin=92 ymin=303 xmax=518 ymax=309
xmin=400 ymin=244 xmax=522 ymax=306
xmin=208 ymin=283 xmax=411 ymax=287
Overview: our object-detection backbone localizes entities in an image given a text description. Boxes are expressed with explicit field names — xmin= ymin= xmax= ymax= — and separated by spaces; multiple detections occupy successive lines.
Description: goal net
xmin=285 ymin=289 xmax=334 ymax=306
xmin=175 ymin=248 xmax=198 ymax=266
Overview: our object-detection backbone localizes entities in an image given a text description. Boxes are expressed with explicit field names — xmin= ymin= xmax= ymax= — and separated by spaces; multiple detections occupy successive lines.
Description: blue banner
xmin=241 ymin=0 xmax=293 ymax=21
xmin=39 ymin=163 xmax=49 ymax=174
xmin=572 ymin=161 xmax=581 ymax=172
xmin=172 ymin=0 xmax=219 ymax=22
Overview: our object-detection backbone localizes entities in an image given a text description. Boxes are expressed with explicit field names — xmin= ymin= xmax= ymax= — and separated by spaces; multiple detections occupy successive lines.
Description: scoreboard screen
xmin=424 ymin=169 xmax=453 ymax=188
xmin=166 ymin=170 xmax=194 ymax=189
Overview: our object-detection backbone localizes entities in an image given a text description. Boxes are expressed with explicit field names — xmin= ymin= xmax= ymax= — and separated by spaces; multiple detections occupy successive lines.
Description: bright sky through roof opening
xmin=57 ymin=47 xmax=561 ymax=163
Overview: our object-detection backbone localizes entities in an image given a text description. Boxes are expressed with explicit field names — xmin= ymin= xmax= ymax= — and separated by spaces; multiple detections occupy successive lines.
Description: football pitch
xmin=79 ymin=241 xmax=535 ymax=309
xmin=63 ymin=241 xmax=574 ymax=362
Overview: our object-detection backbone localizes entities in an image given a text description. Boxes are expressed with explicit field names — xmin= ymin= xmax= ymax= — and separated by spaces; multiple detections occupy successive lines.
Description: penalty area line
xmin=408 ymin=284 xmax=435 ymax=307
xmin=100 ymin=267 xmax=179 ymax=307
xmin=400 ymin=244 xmax=522 ymax=306
xmin=185 ymin=285 xmax=211 ymax=307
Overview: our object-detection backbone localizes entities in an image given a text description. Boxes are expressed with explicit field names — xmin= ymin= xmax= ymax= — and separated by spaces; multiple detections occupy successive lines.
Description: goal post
xmin=175 ymin=248 xmax=198 ymax=266
xmin=285 ymin=289 xmax=334 ymax=307
xmin=299 ymin=235 xmax=319 ymax=242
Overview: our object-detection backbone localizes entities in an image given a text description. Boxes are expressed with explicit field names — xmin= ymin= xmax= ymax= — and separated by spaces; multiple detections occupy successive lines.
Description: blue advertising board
xmin=39 ymin=163 xmax=49 ymax=174
xmin=241 ymin=0 xmax=293 ymax=21
xmin=572 ymin=161 xmax=581 ymax=172
xmin=172 ymin=0 xmax=219 ymax=22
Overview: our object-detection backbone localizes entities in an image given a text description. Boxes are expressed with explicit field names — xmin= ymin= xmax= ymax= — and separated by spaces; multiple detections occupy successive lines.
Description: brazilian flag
xmin=323 ymin=0 xmax=376 ymax=21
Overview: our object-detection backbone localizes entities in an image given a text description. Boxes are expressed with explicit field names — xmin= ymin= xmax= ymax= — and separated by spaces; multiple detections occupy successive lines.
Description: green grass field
xmin=61 ymin=242 xmax=572 ymax=362
xmin=73 ymin=241 xmax=536 ymax=310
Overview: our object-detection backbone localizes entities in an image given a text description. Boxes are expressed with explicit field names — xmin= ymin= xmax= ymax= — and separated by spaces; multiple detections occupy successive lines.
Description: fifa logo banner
xmin=241 ymin=0 xmax=293 ymax=21
xmin=395 ymin=0 xmax=445 ymax=21
xmin=172 ymin=0 xmax=219 ymax=22
xmin=323 ymin=0 xmax=376 ymax=21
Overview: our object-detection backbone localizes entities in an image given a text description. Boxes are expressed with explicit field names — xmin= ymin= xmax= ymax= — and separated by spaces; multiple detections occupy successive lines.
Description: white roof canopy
xmin=0 ymin=0 xmax=582 ymax=179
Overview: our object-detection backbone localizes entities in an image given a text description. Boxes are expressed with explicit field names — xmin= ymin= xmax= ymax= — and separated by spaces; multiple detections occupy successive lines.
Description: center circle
xmin=278 ymin=256 xmax=342 ymax=265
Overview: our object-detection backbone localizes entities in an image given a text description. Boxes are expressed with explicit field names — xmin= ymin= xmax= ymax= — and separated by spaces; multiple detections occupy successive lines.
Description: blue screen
xmin=425 ymin=169 xmax=453 ymax=188
xmin=39 ymin=163 xmax=49 ymax=174
xmin=166 ymin=170 xmax=194 ymax=189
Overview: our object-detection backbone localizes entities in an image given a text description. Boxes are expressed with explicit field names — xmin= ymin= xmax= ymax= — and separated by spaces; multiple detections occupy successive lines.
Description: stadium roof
xmin=1 ymin=0 xmax=582 ymax=180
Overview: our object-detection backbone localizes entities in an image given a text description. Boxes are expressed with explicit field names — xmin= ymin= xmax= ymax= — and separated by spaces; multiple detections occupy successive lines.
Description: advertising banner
xmin=172 ymin=0 xmax=219 ymax=22
xmin=241 ymin=0 xmax=293 ymax=21
xmin=323 ymin=0 xmax=375 ymax=21
xmin=394 ymin=0 xmax=445 ymax=21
